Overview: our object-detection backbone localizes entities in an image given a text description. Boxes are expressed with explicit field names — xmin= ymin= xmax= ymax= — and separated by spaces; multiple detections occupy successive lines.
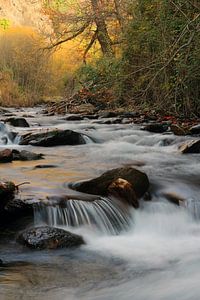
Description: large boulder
xmin=17 ymin=226 xmax=85 ymax=250
xmin=179 ymin=139 xmax=200 ymax=153
xmin=19 ymin=129 xmax=86 ymax=146
xmin=71 ymin=167 xmax=149 ymax=205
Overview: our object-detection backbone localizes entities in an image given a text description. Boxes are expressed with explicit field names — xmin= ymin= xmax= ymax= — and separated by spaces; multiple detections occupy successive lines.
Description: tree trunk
xmin=114 ymin=0 xmax=124 ymax=31
xmin=91 ymin=0 xmax=114 ymax=57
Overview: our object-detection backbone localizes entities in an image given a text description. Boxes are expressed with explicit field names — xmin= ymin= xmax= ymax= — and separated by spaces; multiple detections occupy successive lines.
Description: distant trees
xmin=121 ymin=0 xmax=200 ymax=115
xmin=0 ymin=29 xmax=55 ymax=106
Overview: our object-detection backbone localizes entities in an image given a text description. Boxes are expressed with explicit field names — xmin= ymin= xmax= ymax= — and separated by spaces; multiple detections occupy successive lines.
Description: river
xmin=0 ymin=107 xmax=200 ymax=300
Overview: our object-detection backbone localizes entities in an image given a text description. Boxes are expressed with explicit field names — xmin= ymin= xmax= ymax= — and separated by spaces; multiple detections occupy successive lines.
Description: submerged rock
xmin=5 ymin=117 xmax=30 ymax=128
xmin=179 ymin=139 xmax=200 ymax=154
xmin=17 ymin=226 xmax=85 ymax=250
xmin=19 ymin=129 xmax=86 ymax=146
xmin=71 ymin=167 xmax=149 ymax=206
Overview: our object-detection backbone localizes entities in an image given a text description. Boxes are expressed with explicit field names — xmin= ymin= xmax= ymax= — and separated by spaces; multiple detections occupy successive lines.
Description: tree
xmin=43 ymin=0 xmax=124 ymax=60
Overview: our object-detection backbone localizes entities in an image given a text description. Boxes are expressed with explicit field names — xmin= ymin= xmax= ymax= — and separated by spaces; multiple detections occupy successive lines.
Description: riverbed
xmin=1 ymin=107 xmax=200 ymax=300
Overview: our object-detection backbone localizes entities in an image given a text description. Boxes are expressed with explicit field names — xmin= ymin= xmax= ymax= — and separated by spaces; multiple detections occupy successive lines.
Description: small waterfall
xmin=0 ymin=122 xmax=18 ymax=145
xmin=34 ymin=197 xmax=132 ymax=234
xmin=82 ymin=134 xmax=94 ymax=144
xmin=186 ymin=198 xmax=200 ymax=220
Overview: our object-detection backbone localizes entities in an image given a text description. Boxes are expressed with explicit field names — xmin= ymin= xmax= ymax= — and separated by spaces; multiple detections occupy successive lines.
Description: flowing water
xmin=1 ymin=107 xmax=200 ymax=300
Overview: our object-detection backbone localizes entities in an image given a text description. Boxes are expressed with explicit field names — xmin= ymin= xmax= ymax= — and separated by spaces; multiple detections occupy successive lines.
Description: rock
xmin=69 ymin=103 xmax=96 ymax=115
xmin=19 ymin=129 xmax=86 ymax=146
xmin=34 ymin=164 xmax=57 ymax=169
xmin=120 ymin=112 xmax=139 ymax=118
xmin=0 ymin=181 xmax=16 ymax=214
xmin=100 ymin=111 xmax=118 ymax=118
xmin=179 ymin=139 xmax=200 ymax=154
xmin=82 ymin=114 xmax=99 ymax=120
xmin=163 ymin=192 xmax=185 ymax=206
xmin=108 ymin=178 xmax=139 ymax=208
xmin=189 ymin=124 xmax=200 ymax=135
xmin=17 ymin=226 xmax=85 ymax=250
xmin=12 ymin=149 xmax=44 ymax=161
xmin=170 ymin=124 xmax=189 ymax=136
xmin=141 ymin=123 xmax=169 ymax=133
xmin=0 ymin=181 xmax=16 ymax=201
xmin=5 ymin=117 xmax=30 ymax=127
xmin=71 ymin=167 xmax=149 ymax=200
xmin=94 ymin=118 xmax=122 ymax=125
xmin=0 ymin=149 xmax=44 ymax=162
xmin=0 ymin=149 xmax=13 ymax=163
xmin=3 ymin=198 xmax=33 ymax=218
xmin=64 ymin=115 xmax=84 ymax=121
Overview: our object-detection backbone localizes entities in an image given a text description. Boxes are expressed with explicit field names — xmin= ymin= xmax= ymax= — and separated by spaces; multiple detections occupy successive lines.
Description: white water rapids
xmin=1 ymin=107 xmax=200 ymax=300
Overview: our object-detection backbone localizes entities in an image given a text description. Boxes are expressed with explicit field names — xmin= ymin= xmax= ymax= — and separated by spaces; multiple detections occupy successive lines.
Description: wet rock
xmin=108 ymin=178 xmax=139 ymax=208
xmin=3 ymin=198 xmax=33 ymax=218
xmin=170 ymin=124 xmax=189 ymax=136
xmin=12 ymin=149 xmax=44 ymax=161
xmin=17 ymin=226 xmax=85 ymax=250
xmin=189 ymin=124 xmax=200 ymax=135
xmin=0 ymin=149 xmax=13 ymax=163
xmin=19 ymin=129 xmax=86 ymax=146
xmin=71 ymin=167 xmax=149 ymax=200
xmin=179 ymin=139 xmax=200 ymax=154
xmin=141 ymin=123 xmax=169 ymax=133
xmin=5 ymin=117 xmax=30 ymax=128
